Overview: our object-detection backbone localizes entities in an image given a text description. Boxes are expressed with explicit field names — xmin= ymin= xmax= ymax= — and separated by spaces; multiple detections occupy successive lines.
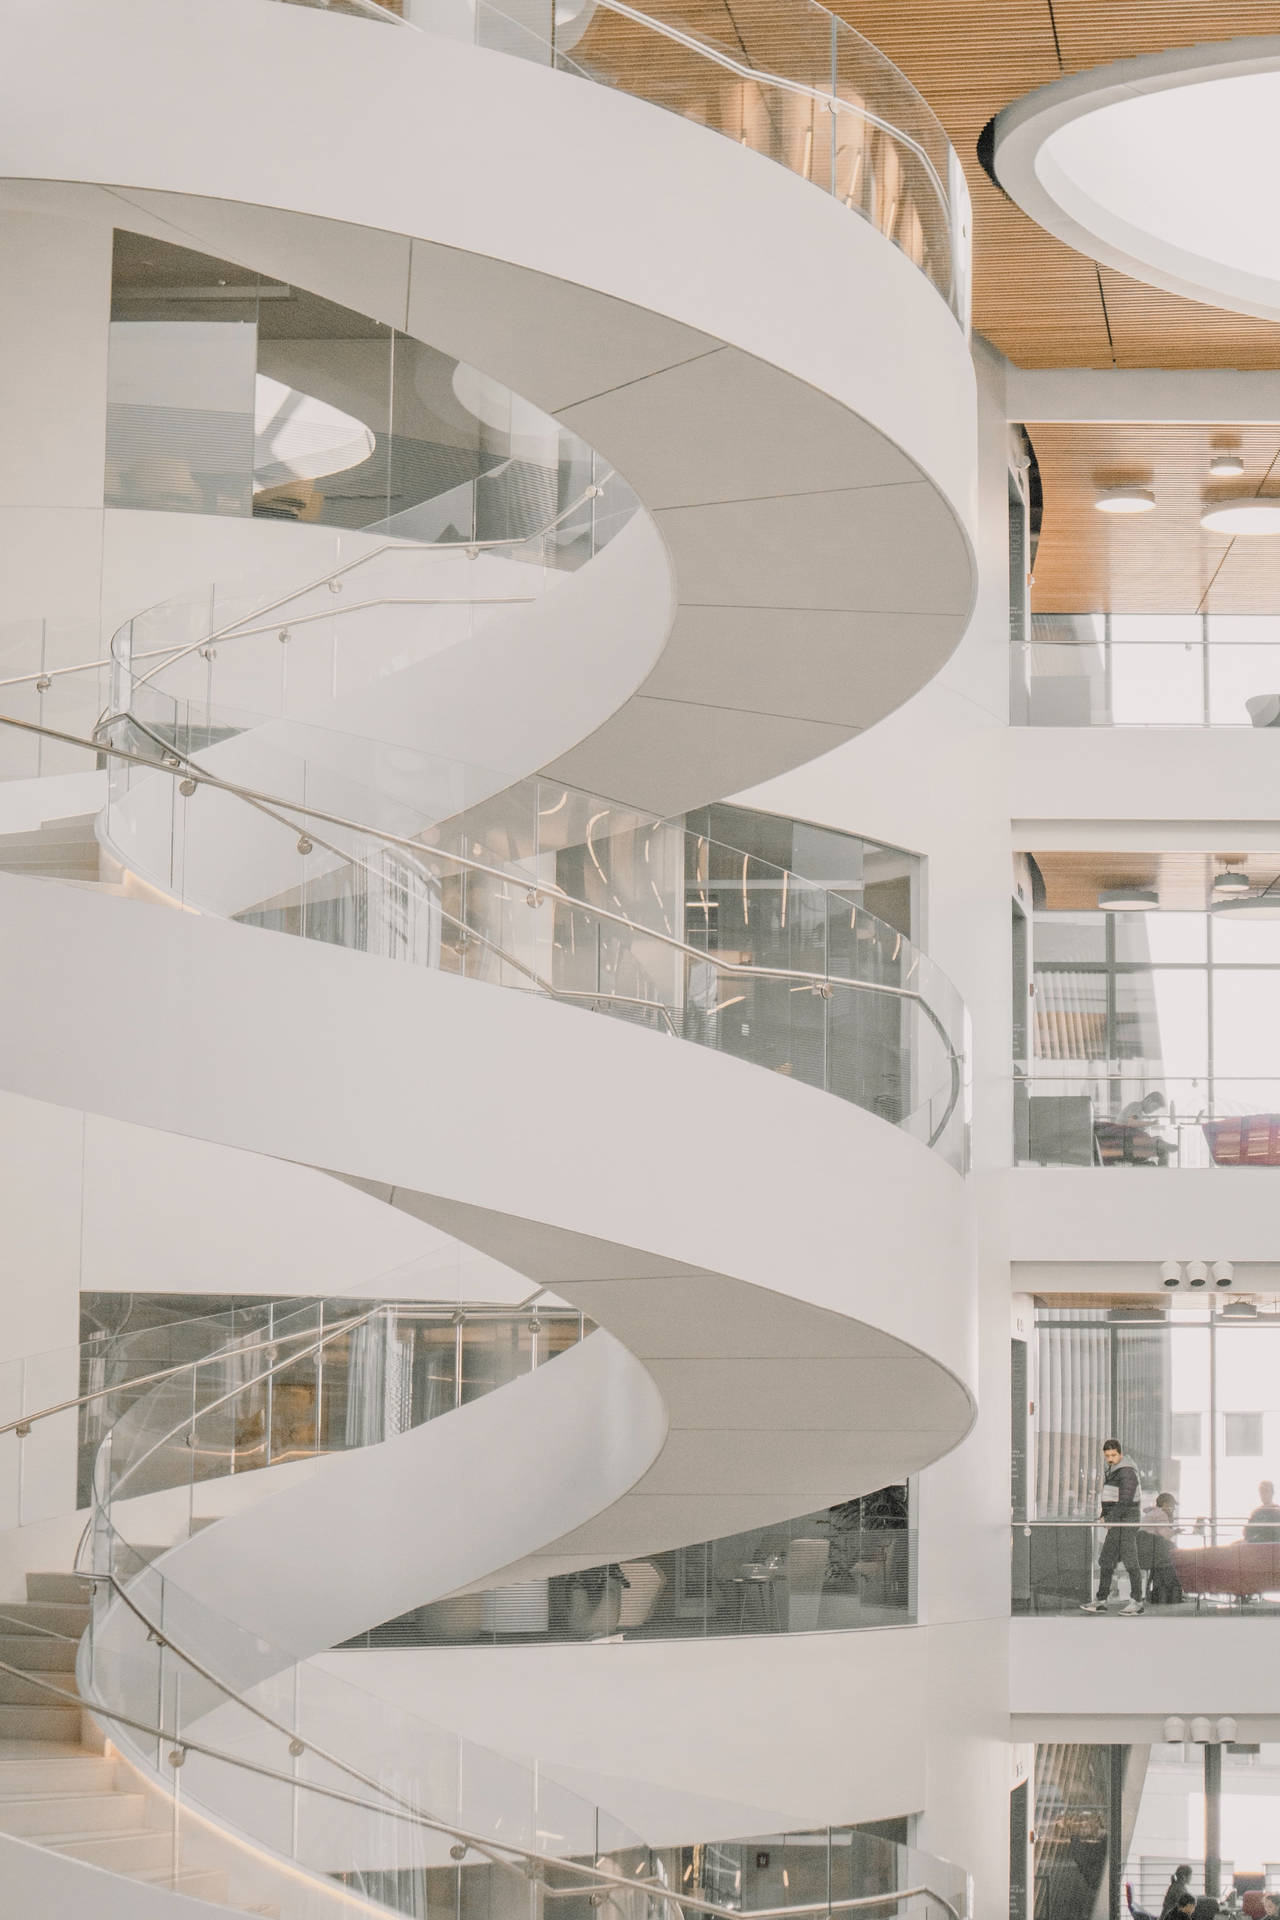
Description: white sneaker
xmin=1080 ymin=1601 xmax=1103 ymax=1613
xmin=1121 ymin=1599 xmax=1145 ymax=1616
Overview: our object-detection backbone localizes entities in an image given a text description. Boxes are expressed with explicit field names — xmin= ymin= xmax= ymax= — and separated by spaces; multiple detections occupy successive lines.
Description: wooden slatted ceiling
xmin=633 ymin=0 xmax=1280 ymax=367
xmin=1034 ymin=850 xmax=1280 ymax=912
xmin=1027 ymin=424 xmax=1280 ymax=614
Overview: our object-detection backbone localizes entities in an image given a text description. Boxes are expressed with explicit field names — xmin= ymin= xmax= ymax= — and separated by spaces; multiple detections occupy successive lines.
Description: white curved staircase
xmin=0 ymin=0 xmax=980 ymax=1912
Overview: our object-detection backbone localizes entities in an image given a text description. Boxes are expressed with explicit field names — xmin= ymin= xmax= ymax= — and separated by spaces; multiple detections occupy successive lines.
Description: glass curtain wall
xmin=1016 ymin=898 xmax=1280 ymax=1167
xmin=1011 ymin=612 xmax=1280 ymax=727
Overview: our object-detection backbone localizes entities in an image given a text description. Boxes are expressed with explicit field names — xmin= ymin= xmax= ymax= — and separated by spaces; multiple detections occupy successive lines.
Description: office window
xmin=1171 ymin=1412 xmax=1202 ymax=1456
xmin=1225 ymin=1412 xmax=1264 ymax=1457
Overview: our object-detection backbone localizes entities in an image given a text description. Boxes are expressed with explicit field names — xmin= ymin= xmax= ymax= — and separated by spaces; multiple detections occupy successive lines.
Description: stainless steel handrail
xmin=11 ymin=1614 xmax=957 ymax=1917
xmin=0 ymin=709 xmax=964 ymax=1145
xmin=0 ymin=1642 xmax=963 ymax=1916
xmin=122 ymin=470 xmax=617 ymax=697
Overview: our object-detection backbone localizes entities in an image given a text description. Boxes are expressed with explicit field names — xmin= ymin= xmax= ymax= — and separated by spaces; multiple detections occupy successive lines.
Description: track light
xmin=1212 ymin=1262 xmax=1234 ymax=1289
xmin=1191 ymin=1716 xmax=1212 ymax=1743
xmin=1186 ymin=1261 xmax=1208 ymax=1289
xmin=1164 ymin=1717 xmax=1186 ymax=1743
xmin=1160 ymin=1262 xmax=1182 ymax=1288
xmin=1217 ymin=1717 xmax=1238 ymax=1744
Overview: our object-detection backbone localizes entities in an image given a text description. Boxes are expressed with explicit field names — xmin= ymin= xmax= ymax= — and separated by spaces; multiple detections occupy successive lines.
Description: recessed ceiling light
xmin=1095 ymin=486 xmax=1156 ymax=514
xmin=1098 ymin=886 xmax=1158 ymax=910
xmin=1210 ymin=455 xmax=1245 ymax=476
xmin=1200 ymin=499 xmax=1280 ymax=535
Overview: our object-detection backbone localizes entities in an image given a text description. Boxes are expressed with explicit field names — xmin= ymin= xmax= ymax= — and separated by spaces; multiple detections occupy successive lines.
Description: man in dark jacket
xmin=1081 ymin=1438 xmax=1145 ymax=1614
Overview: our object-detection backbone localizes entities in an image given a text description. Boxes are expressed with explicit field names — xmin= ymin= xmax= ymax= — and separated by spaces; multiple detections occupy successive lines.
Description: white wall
xmin=0 ymin=209 xmax=110 ymax=635
xmin=735 ymin=346 xmax=1016 ymax=1911
xmin=316 ymin=1628 xmax=927 ymax=1841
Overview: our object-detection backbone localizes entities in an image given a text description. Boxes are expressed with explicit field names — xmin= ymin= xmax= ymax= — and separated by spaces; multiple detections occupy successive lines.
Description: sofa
xmin=1171 ymin=1540 xmax=1280 ymax=1598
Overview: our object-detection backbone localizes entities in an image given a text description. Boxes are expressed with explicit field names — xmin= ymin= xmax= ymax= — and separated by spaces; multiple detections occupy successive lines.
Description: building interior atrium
xmin=10 ymin=1 xmax=1280 ymax=1918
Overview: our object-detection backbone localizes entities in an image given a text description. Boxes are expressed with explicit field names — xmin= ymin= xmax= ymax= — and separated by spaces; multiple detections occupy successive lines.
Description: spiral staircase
xmin=0 ymin=0 xmax=980 ymax=1911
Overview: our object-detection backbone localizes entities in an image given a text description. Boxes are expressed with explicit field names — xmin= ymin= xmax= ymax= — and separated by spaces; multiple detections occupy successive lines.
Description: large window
xmin=1016 ymin=874 xmax=1280 ymax=1166
xmin=1029 ymin=1302 xmax=1280 ymax=1527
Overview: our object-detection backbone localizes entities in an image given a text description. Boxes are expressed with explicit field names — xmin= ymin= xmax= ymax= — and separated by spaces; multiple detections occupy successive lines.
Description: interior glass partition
xmin=105 ymin=228 xmax=611 ymax=548
xmin=341 ymin=1484 xmax=914 ymax=1647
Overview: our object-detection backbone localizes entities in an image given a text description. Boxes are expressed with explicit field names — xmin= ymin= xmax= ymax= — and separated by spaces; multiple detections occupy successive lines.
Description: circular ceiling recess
xmin=991 ymin=37 xmax=1280 ymax=322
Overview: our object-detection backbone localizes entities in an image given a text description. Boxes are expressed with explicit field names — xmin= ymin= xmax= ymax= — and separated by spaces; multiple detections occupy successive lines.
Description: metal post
xmin=265 ymin=1302 xmax=275 ymax=1468
xmin=15 ymin=1356 xmax=25 ymax=1529
xmin=1205 ymin=1743 xmax=1222 ymax=1902
xmin=1108 ymin=1746 xmax=1124 ymax=1920
xmin=313 ymin=1302 xmax=324 ymax=1455
xmin=454 ymin=1316 xmax=464 ymax=1410
xmin=170 ymin=1666 xmax=183 ymax=1888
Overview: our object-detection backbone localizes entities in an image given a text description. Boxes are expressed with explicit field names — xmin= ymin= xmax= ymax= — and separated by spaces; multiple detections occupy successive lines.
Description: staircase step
xmin=0 ymin=1633 xmax=79 ymax=1671
xmin=0 ymin=1669 xmax=77 ymax=1707
xmin=25 ymin=1573 xmax=92 ymax=1606
xmin=48 ymin=1825 xmax=172 ymax=1871
xmin=0 ymin=1789 xmax=146 ymax=1837
xmin=0 ymin=1754 xmax=118 ymax=1793
xmin=0 ymin=1600 xmax=89 ymax=1636
xmin=0 ymin=1705 xmax=83 ymax=1742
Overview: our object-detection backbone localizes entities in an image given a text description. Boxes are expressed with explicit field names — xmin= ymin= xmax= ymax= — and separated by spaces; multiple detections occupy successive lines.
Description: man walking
xmin=1081 ymin=1438 xmax=1144 ymax=1615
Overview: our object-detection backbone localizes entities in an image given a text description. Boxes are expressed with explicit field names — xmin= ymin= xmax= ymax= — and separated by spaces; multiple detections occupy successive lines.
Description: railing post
xmin=15 ymin=1356 xmax=26 ymax=1529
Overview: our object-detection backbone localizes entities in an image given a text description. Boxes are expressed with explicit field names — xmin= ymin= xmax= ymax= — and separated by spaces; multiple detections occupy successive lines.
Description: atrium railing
xmin=1016 ymin=1075 xmax=1280 ymax=1169
xmin=1013 ymin=1517 xmax=1280 ymax=1615
xmin=1012 ymin=614 xmax=1280 ymax=727
xmin=265 ymin=0 xmax=970 ymax=327
xmin=0 ymin=1285 xmax=971 ymax=1917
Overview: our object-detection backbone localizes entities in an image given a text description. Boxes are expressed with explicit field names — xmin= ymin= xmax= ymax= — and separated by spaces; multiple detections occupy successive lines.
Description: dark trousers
xmin=1097 ymin=1521 xmax=1142 ymax=1600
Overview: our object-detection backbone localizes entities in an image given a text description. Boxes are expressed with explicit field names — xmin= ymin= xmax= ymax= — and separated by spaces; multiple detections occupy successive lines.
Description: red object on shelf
xmin=1201 ymin=1114 xmax=1280 ymax=1166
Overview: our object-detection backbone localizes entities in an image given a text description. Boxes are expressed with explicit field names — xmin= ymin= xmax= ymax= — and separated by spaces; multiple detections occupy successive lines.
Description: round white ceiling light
xmin=992 ymin=41 xmax=1280 ymax=322
xmin=1212 ymin=868 xmax=1251 ymax=895
xmin=1095 ymin=486 xmax=1155 ymax=514
xmin=1199 ymin=499 xmax=1280 ymax=535
xmin=1210 ymin=455 xmax=1245 ymax=476
xmin=1098 ymin=886 xmax=1158 ymax=910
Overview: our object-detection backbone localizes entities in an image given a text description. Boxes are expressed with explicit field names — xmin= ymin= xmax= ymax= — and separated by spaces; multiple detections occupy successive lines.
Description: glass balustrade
xmin=0 ymin=1286 xmax=967 ymax=1916
xmin=1011 ymin=614 xmax=1280 ymax=727
xmin=92 ymin=613 xmax=968 ymax=1166
xmin=47 ymin=1295 xmax=966 ymax=1918
xmin=261 ymin=0 xmax=970 ymax=326
xmin=1013 ymin=1518 xmax=1280 ymax=1616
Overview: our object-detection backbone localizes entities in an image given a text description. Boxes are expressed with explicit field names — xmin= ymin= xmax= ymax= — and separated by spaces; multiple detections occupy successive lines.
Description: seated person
xmin=1118 ymin=1091 xmax=1171 ymax=1165
xmin=1141 ymin=1492 xmax=1182 ymax=1604
xmin=1245 ymin=1479 xmax=1280 ymax=1542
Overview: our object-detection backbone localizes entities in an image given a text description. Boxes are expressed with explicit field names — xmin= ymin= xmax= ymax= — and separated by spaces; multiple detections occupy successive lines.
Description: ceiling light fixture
xmin=1094 ymin=486 xmax=1156 ymax=514
xmin=1213 ymin=867 xmax=1251 ymax=895
xmin=1210 ymin=454 xmax=1245 ymax=476
xmin=1098 ymin=886 xmax=1158 ymax=911
xmin=1200 ymin=499 xmax=1280 ymax=535
xmin=1213 ymin=876 xmax=1280 ymax=918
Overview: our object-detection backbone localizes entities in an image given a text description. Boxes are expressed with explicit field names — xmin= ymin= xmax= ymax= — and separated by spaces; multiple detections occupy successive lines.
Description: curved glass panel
xmin=92 ymin=592 xmax=969 ymax=1167
xmin=262 ymin=0 xmax=970 ymax=326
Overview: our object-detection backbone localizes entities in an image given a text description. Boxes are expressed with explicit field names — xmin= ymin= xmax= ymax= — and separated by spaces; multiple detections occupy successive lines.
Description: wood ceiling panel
xmin=634 ymin=0 xmax=1280 ymax=367
xmin=1028 ymin=423 xmax=1280 ymax=613
xmin=1033 ymin=850 xmax=1280 ymax=913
